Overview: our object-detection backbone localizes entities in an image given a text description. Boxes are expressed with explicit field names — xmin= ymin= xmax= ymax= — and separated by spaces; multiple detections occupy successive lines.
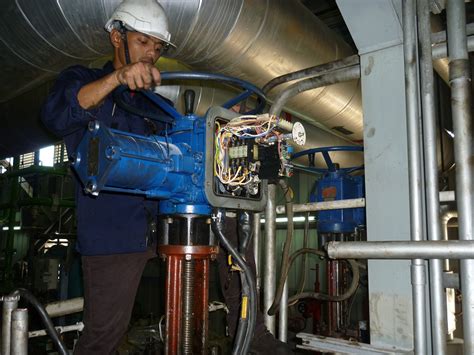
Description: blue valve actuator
xmin=72 ymin=120 xmax=210 ymax=215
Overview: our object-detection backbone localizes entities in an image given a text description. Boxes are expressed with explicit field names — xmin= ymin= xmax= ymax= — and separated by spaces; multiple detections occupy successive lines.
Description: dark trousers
xmin=74 ymin=217 xmax=264 ymax=353
xmin=74 ymin=248 xmax=155 ymax=355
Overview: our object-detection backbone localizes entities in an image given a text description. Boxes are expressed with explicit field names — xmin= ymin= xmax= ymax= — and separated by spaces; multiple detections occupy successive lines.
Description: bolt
xmin=185 ymin=254 xmax=192 ymax=261
xmin=210 ymin=254 xmax=216 ymax=260
xmin=167 ymin=217 xmax=173 ymax=224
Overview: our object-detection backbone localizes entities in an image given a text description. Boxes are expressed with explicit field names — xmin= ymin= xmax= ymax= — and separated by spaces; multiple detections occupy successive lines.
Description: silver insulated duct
xmin=0 ymin=0 xmax=363 ymax=159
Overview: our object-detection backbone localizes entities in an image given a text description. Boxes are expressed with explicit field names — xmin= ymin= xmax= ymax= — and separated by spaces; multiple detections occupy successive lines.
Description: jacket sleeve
xmin=41 ymin=65 xmax=103 ymax=138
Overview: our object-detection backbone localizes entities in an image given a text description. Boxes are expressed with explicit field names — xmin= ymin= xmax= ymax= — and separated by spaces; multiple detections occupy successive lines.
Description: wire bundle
xmin=214 ymin=114 xmax=281 ymax=186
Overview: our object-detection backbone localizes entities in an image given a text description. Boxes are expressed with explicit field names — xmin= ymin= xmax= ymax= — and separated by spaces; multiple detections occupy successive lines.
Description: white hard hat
xmin=105 ymin=0 xmax=175 ymax=48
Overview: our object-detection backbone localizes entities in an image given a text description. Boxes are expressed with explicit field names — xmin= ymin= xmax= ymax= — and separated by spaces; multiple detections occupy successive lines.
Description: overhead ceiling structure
xmin=0 ymin=0 xmax=367 ymax=160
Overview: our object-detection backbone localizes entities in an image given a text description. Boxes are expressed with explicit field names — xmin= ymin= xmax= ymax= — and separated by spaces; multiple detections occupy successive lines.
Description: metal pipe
xmin=447 ymin=0 xmax=474 ymax=352
xmin=11 ymin=308 xmax=28 ymax=355
xmin=276 ymin=198 xmax=364 ymax=214
xmin=431 ymin=22 xmax=474 ymax=44
xmin=327 ymin=241 xmax=474 ymax=259
xmin=253 ymin=212 xmax=261 ymax=293
xmin=263 ymin=183 xmax=277 ymax=334
xmin=269 ymin=65 xmax=361 ymax=117
xmin=441 ymin=212 xmax=458 ymax=271
xmin=29 ymin=322 xmax=84 ymax=338
xmin=277 ymin=191 xmax=454 ymax=214
xmin=44 ymin=297 xmax=84 ymax=318
xmin=1 ymin=0 xmax=367 ymax=159
xmin=278 ymin=280 xmax=288 ymax=342
xmin=403 ymin=0 xmax=428 ymax=352
xmin=2 ymin=294 xmax=19 ymax=355
xmin=432 ymin=35 xmax=474 ymax=60
xmin=263 ymin=54 xmax=360 ymax=94
xmin=417 ymin=0 xmax=448 ymax=352
xmin=441 ymin=211 xmax=459 ymax=341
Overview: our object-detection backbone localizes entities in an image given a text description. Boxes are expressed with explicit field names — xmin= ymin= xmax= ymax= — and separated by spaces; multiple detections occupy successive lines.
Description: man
xmin=42 ymin=1 xmax=174 ymax=353
xmin=42 ymin=0 xmax=292 ymax=353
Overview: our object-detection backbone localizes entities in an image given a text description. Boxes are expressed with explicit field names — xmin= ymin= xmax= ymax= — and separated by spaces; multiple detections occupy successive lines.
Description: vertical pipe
xmin=402 ymin=0 xmax=428 ymax=353
xmin=441 ymin=211 xmax=458 ymax=341
xmin=11 ymin=308 xmax=28 ymax=355
xmin=264 ymin=183 xmax=277 ymax=334
xmin=4 ymin=157 xmax=20 ymax=288
xmin=2 ymin=294 xmax=19 ymax=355
xmin=278 ymin=280 xmax=288 ymax=342
xmin=441 ymin=212 xmax=458 ymax=271
xmin=253 ymin=212 xmax=261 ymax=293
xmin=446 ymin=0 xmax=474 ymax=352
xmin=417 ymin=0 xmax=448 ymax=353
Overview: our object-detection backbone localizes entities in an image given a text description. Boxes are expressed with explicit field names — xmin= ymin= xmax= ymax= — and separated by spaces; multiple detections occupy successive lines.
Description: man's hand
xmin=77 ymin=62 xmax=161 ymax=109
xmin=115 ymin=62 xmax=161 ymax=90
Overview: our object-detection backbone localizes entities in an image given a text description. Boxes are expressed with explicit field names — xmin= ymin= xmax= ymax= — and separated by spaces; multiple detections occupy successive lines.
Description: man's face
xmin=118 ymin=31 xmax=165 ymax=66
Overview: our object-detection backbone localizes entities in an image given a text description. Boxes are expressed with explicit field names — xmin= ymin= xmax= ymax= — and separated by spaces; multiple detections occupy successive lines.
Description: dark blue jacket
xmin=41 ymin=62 xmax=171 ymax=256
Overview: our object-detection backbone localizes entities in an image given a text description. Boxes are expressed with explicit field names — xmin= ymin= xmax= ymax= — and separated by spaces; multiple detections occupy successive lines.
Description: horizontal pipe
xmin=327 ymin=241 xmax=474 ymax=259
xmin=29 ymin=322 xmax=84 ymax=338
xmin=432 ymin=35 xmax=474 ymax=60
xmin=45 ymin=297 xmax=84 ymax=318
xmin=276 ymin=198 xmax=365 ymax=214
xmin=277 ymin=190 xmax=455 ymax=214
xmin=431 ymin=22 xmax=474 ymax=44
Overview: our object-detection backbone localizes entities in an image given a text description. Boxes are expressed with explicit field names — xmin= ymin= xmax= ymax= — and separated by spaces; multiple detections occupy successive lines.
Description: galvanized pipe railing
xmin=276 ymin=198 xmax=365 ymax=214
xmin=417 ymin=0 xmax=448 ymax=352
xmin=276 ymin=190 xmax=455 ymax=215
xmin=447 ymin=0 xmax=474 ymax=352
xmin=327 ymin=241 xmax=474 ymax=259
xmin=403 ymin=0 xmax=428 ymax=353
xmin=432 ymin=35 xmax=474 ymax=60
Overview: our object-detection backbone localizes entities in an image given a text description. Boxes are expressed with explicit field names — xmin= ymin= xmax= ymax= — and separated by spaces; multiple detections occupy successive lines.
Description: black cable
xmin=236 ymin=210 xmax=256 ymax=350
xmin=237 ymin=211 xmax=253 ymax=254
xmin=212 ymin=209 xmax=257 ymax=355
xmin=112 ymin=88 xmax=174 ymax=124
xmin=13 ymin=288 xmax=69 ymax=355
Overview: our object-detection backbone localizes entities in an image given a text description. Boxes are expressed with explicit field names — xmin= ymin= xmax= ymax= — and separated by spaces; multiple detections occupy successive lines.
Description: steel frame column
xmin=336 ymin=0 xmax=417 ymax=350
